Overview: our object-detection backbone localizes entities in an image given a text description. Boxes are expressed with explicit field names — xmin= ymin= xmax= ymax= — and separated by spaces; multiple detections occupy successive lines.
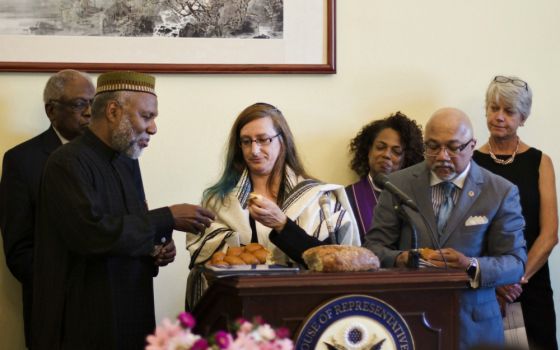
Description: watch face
xmin=466 ymin=259 xmax=477 ymax=278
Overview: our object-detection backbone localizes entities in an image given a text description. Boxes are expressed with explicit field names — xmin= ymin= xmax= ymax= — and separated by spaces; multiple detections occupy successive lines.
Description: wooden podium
xmin=192 ymin=268 xmax=469 ymax=350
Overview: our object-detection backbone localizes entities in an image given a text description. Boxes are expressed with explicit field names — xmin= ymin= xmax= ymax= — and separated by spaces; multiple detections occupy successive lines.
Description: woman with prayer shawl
xmin=346 ymin=112 xmax=424 ymax=240
xmin=186 ymin=103 xmax=360 ymax=309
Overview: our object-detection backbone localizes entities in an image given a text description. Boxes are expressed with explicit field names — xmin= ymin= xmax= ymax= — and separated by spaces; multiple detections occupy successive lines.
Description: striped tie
xmin=437 ymin=181 xmax=455 ymax=235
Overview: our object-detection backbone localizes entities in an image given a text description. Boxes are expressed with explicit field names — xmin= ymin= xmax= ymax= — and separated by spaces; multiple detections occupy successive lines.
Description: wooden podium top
xmin=205 ymin=267 xmax=469 ymax=292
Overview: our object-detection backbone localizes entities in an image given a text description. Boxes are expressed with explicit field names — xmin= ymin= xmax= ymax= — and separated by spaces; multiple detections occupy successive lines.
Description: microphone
xmin=374 ymin=174 xmax=448 ymax=269
xmin=319 ymin=194 xmax=337 ymax=244
xmin=373 ymin=174 xmax=419 ymax=211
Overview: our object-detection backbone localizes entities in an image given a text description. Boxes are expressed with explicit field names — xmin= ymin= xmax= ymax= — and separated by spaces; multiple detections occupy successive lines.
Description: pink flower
xmin=273 ymin=338 xmax=294 ymax=350
xmin=145 ymin=330 xmax=167 ymax=350
xmin=239 ymin=321 xmax=254 ymax=334
xmin=147 ymin=314 xmax=294 ymax=350
xmin=275 ymin=327 xmax=290 ymax=339
xmin=161 ymin=318 xmax=183 ymax=337
xmin=233 ymin=317 xmax=248 ymax=330
xmin=230 ymin=332 xmax=260 ymax=350
xmin=145 ymin=318 xmax=184 ymax=350
xmin=214 ymin=330 xmax=232 ymax=349
xmin=168 ymin=330 xmax=203 ymax=349
xmin=191 ymin=338 xmax=209 ymax=350
xmin=257 ymin=324 xmax=276 ymax=341
xmin=178 ymin=311 xmax=196 ymax=329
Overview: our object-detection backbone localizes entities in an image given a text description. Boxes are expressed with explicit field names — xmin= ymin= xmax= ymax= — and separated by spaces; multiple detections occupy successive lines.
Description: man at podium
xmin=364 ymin=107 xmax=527 ymax=350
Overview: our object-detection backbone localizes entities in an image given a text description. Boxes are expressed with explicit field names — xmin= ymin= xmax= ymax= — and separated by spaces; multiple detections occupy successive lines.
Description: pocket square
xmin=465 ymin=215 xmax=489 ymax=226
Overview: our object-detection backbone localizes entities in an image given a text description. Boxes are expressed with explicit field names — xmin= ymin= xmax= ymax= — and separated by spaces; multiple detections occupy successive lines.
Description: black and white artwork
xmin=0 ymin=0 xmax=283 ymax=38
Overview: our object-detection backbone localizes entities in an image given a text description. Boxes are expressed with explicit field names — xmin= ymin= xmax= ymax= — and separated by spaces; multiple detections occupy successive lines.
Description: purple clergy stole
xmin=348 ymin=176 xmax=378 ymax=240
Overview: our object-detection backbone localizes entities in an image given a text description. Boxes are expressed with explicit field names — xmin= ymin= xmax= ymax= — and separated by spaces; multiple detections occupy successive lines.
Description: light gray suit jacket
xmin=364 ymin=161 xmax=527 ymax=350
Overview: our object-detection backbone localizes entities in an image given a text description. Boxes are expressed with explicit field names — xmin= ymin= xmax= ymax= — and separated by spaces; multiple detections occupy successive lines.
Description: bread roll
xmin=245 ymin=242 xmax=264 ymax=252
xmin=239 ymin=252 xmax=260 ymax=264
xmin=207 ymin=243 xmax=271 ymax=266
xmin=223 ymin=256 xmax=245 ymax=265
xmin=249 ymin=192 xmax=262 ymax=202
xmin=418 ymin=248 xmax=447 ymax=267
xmin=303 ymin=245 xmax=380 ymax=272
xmin=252 ymin=249 xmax=269 ymax=264
xmin=226 ymin=246 xmax=244 ymax=257
xmin=419 ymin=247 xmax=436 ymax=260
xmin=212 ymin=251 xmax=226 ymax=260
xmin=211 ymin=252 xmax=227 ymax=265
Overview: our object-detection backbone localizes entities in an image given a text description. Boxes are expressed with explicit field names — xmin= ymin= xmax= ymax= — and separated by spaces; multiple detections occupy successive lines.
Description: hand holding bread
xmin=419 ymin=247 xmax=470 ymax=269
xmin=247 ymin=192 xmax=287 ymax=231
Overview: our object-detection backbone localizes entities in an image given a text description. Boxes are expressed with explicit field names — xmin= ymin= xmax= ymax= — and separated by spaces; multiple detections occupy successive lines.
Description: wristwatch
xmin=466 ymin=257 xmax=478 ymax=279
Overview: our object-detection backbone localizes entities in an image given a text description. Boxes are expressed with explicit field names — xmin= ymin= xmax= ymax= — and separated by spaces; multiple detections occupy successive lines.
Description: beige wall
xmin=1 ymin=0 xmax=560 ymax=347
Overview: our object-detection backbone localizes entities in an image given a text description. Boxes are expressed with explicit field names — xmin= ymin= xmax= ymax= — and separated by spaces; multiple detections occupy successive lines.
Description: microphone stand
xmin=393 ymin=201 xmax=420 ymax=269
xmin=320 ymin=194 xmax=338 ymax=244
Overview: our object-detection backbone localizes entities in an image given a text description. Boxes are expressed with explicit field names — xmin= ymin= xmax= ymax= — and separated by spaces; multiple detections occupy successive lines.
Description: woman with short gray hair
xmin=474 ymin=75 xmax=558 ymax=350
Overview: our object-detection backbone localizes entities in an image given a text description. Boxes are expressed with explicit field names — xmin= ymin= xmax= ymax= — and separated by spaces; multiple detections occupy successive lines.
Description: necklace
xmin=488 ymin=137 xmax=519 ymax=165
xmin=367 ymin=174 xmax=380 ymax=202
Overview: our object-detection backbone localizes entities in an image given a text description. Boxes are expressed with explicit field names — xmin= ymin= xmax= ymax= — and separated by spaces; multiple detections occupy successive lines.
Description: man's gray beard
xmin=430 ymin=162 xmax=457 ymax=181
xmin=111 ymin=116 xmax=143 ymax=159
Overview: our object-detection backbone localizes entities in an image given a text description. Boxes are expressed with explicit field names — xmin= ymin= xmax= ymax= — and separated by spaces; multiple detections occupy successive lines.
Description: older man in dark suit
xmin=365 ymin=108 xmax=527 ymax=350
xmin=0 ymin=69 xmax=95 ymax=348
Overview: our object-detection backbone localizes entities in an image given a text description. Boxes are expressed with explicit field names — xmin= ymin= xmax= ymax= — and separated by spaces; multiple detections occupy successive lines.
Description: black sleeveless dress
xmin=474 ymin=148 xmax=557 ymax=350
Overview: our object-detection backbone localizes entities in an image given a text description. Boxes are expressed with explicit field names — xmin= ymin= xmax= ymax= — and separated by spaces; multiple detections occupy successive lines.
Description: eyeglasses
xmin=50 ymin=98 xmax=93 ymax=112
xmin=493 ymin=76 xmax=528 ymax=91
xmin=239 ymin=133 xmax=281 ymax=148
xmin=424 ymin=139 xmax=473 ymax=158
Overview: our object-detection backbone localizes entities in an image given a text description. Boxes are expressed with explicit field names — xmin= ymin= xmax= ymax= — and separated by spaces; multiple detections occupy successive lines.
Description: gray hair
xmin=91 ymin=91 xmax=130 ymax=120
xmin=485 ymin=75 xmax=533 ymax=121
xmin=43 ymin=69 xmax=93 ymax=104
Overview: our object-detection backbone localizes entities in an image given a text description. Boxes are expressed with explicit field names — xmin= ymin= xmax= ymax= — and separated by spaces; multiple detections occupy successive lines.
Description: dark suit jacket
xmin=0 ymin=126 xmax=62 ymax=346
xmin=32 ymin=129 xmax=173 ymax=350
xmin=364 ymin=161 xmax=527 ymax=350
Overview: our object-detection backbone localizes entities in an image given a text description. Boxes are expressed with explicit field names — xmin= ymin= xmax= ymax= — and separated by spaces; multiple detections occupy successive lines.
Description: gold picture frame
xmin=0 ymin=0 xmax=336 ymax=74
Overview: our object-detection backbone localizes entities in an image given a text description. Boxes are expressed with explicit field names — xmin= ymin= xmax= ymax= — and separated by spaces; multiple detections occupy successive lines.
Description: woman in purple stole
xmin=346 ymin=112 xmax=424 ymax=240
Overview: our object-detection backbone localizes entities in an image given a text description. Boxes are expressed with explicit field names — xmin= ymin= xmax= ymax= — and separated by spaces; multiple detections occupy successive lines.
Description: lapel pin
xmin=468 ymin=191 xmax=475 ymax=197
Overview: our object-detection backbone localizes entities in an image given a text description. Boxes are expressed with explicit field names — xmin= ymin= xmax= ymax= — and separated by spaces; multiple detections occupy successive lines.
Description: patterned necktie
xmin=437 ymin=181 xmax=455 ymax=235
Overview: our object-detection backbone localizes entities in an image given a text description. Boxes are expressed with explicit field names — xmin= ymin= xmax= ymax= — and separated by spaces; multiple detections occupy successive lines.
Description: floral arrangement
xmin=146 ymin=312 xmax=294 ymax=350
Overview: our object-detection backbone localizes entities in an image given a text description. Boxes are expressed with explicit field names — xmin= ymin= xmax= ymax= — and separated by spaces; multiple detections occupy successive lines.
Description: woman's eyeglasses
xmin=239 ymin=134 xmax=281 ymax=148
xmin=494 ymin=76 xmax=528 ymax=91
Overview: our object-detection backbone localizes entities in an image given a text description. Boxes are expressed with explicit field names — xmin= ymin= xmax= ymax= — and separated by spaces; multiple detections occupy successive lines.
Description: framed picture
xmin=0 ymin=0 xmax=335 ymax=74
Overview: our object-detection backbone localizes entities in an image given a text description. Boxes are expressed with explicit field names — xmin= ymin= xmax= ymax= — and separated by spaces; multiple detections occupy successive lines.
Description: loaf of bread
xmin=302 ymin=245 xmax=380 ymax=272
xmin=208 ymin=243 xmax=270 ymax=266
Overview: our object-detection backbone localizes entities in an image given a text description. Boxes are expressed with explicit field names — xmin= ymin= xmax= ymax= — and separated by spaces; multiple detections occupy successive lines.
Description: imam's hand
xmin=169 ymin=203 xmax=215 ymax=234
xmin=154 ymin=239 xmax=176 ymax=266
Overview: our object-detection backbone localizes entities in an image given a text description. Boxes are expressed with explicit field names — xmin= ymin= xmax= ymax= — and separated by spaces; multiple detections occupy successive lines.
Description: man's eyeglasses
xmin=494 ymin=76 xmax=528 ymax=91
xmin=50 ymin=98 xmax=93 ymax=112
xmin=424 ymin=139 xmax=473 ymax=158
xmin=239 ymin=133 xmax=281 ymax=148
